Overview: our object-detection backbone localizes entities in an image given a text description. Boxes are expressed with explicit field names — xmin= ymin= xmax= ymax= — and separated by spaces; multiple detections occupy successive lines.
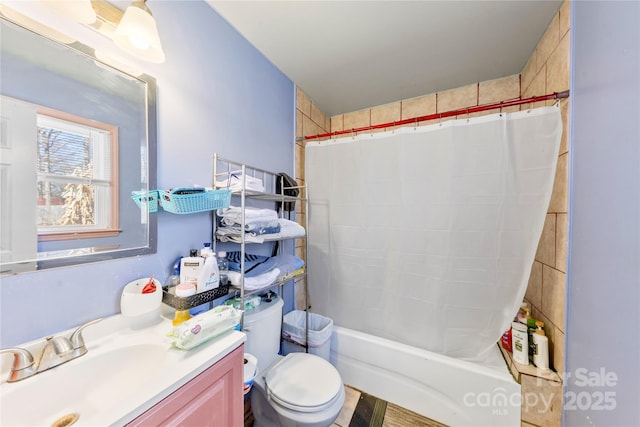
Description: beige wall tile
xmin=559 ymin=1 xmax=570 ymax=38
xmin=370 ymin=102 xmax=401 ymax=126
xmin=331 ymin=115 xmax=344 ymax=132
xmin=437 ymin=83 xmax=478 ymax=112
xmin=295 ymin=142 xmax=305 ymax=181
xmin=294 ymin=280 xmax=306 ymax=310
xmin=296 ymin=110 xmax=304 ymax=139
xmin=535 ymin=214 xmax=556 ymax=267
xmin=522 ymin=67 xmax=547 ymax=109
xmin=536 ymin=14 xmax=560 ymax=72
xmin=296 ymin=86 xmax=311 ymax=116
xmin=521 ymin=422 xmax=538 ymax=427
xmin=521 ymin=374 xmax=563 ymax=426
xmin=556 ymin=213 xmax=567 ymax=273
xmin=552 ymin=328 xmax=565 ymax=375
xmin=401 ymin=94 xmax=437 ymax=120
xmin=303 ymin=115 xmax=320 ymax=140
xmin=478 ymin=74 xmax=521 ymax=105
xmin=310 ymin=101 xmax=328 ymax=132
xmin=548 ymin=153 xmax=568 ymax=213
xmin=526 ymin=261 xmax=543 ymax=310
xmin=542 ymin=266 xmax=566 ymax=330
xmin=343 ymin=109 xmax=370 ymax=130
xmin=546 ymin=33 xmax=570 ymax=94
xmin=521 ymin=49 xmax=538 ymax=94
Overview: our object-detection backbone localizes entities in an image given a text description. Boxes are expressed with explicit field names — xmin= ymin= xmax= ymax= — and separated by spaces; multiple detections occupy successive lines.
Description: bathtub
xmin=330 ymin=326 xmax=520 ymax=427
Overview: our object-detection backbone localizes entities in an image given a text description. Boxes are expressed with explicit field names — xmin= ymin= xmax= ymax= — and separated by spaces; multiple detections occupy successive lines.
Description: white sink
xmin=0 ymin=314 xmax=245 ymax=426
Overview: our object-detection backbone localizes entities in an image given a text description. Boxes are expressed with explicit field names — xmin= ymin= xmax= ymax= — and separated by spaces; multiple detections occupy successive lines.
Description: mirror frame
xmin=0 ymin=15 xmax=157 ymax=273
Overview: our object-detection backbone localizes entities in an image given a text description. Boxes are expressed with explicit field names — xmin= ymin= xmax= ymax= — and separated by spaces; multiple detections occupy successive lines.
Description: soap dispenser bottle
xmin=532 ymin=322 xmax=549 ymax=370
xmin=197 ymin=252 xmax=220 ymax=293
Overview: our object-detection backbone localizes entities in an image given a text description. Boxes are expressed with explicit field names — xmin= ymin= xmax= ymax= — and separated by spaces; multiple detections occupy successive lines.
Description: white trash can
xmin=282 ymin=310 xmax=333 ymax=361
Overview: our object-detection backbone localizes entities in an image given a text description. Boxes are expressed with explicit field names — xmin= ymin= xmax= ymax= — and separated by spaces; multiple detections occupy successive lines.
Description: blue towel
xmin=271 ymin=254 xmax=305 ymax=275
xmin=226 ymin=251 xmax=277 ymax=277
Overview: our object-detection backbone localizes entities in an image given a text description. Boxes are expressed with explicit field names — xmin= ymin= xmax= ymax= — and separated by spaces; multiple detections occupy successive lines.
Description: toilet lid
xmin=265 ymin=353 xmax=342 ymax=412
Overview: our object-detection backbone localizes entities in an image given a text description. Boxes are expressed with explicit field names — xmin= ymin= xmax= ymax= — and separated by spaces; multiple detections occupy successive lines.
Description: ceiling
xmin=206 ymin=1 xmax=563 ymax=117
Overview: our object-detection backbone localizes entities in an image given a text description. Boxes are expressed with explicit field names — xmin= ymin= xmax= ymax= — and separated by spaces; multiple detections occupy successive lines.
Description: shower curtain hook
xmin=499 ymin=103 xmax=503 ymax=117
xmin=439 ymin=113 xmax=443 ymax=127
xmin=414 ymin=118 xmax=418 ymax=130
xmin=466 ymin=108 xmax=470 ymax=122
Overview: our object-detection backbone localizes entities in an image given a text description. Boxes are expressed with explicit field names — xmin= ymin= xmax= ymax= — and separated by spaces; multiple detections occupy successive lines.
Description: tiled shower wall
xmin=295 ymin=1 xmax=570 ymax=377
xmin=294 ymin=89 xmax=330 ymax=310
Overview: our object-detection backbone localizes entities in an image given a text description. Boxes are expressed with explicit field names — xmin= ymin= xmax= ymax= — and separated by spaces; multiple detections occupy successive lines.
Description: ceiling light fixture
xmin=113 ymin=0 xmax=164 ymax=63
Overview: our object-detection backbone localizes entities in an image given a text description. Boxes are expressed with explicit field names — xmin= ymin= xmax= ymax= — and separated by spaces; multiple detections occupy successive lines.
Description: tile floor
xmin=333 ymin=386 xmax=448 ymax=427
xmin=245 ymin=385 xmax=447 ymax=427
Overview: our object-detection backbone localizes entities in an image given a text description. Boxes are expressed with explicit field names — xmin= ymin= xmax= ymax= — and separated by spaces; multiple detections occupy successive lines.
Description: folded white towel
xmin=217 ymin=206 xmax=279 ymax=226
xmin=215 ymin=174 xmax=264 ymax=192
xmin=227 ymin=268 xmax=281 ymax=291
xmin=216 ymin=227 xmax=265 ymax=243
xmin=271 ymin=219 xmax=306 ymax=239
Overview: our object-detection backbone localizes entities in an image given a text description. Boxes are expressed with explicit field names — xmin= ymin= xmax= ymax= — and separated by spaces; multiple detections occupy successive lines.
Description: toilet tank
xmin=243 ymin=294 xmax=284 ymax=373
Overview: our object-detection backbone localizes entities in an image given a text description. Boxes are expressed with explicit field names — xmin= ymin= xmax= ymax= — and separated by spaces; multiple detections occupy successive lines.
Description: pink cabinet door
xmin=127 ymin=345 xmax=244 ymax=427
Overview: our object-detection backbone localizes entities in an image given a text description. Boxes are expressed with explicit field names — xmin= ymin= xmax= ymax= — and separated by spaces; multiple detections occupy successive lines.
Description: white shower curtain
xmin=305 ymin=106 xmax=562 ymax=362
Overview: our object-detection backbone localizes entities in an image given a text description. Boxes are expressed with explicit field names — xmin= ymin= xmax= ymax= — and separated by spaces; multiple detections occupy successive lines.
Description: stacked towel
xmin=224 ymin=253 xmax=305 ymax=293
xmin=227 ymin=268 xmax=281 ymax=291
xmin=217 ymin=206 xmax=279 ymax=227
xmin=215 ymin=174 xmax=264 ymax=192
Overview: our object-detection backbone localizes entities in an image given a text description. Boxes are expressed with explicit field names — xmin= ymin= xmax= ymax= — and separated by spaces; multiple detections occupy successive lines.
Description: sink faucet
xmin=0 ymin=318 xmax=102 ymax=382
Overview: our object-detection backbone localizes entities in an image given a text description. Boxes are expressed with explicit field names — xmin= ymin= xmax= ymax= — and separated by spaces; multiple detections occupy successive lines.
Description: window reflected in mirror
xmin=36 ymin=106 xmax=119 ymax=241
xmin=0 ymin=15 xmax=157 ymax=275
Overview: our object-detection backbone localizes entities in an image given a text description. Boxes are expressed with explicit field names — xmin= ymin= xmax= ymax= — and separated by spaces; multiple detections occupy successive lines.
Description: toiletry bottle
xmin=173 ymin=283 xmax=195 ymax=326
xmin=165 ymin=256 xmax=182 ymax=288
xmin=501 ymin=327 xmax=512 ymax=352
xmin=180 ymin=250 xmax=204 ymax=284
xmin=518 ymin=302 xmax=531 ymax=324
xmin=197 ymin=252 xmax=220 ymax=292
xmin=532 ymin=322 xmax=550 ymax=370
xmin=526 ymin=317 xmax=539 ymax=361
xmin=201 ymin=242 xmax=213 ymax=257
xmin=511 ymin=322 xmax=529 ymax=365
xmin=217 ymin=251 xmax=229 ymax=285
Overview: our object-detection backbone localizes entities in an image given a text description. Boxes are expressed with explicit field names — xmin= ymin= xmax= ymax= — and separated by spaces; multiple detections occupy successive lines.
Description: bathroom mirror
xmin=0 ymin=16 xmax=157 ymax=275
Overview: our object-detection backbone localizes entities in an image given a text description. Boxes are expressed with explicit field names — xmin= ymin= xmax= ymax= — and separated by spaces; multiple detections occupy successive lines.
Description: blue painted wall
xmin=0 ymin=1 xmax=295 ymax=347
xmin=566 ymin=2 xmax=640 ymax=425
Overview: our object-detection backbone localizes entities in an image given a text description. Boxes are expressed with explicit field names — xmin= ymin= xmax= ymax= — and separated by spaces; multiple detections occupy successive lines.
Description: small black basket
xmin=162 ymin=285 xmax=230 ymax=310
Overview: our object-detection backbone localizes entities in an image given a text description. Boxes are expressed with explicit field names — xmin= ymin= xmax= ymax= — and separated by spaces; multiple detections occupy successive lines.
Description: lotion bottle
xmin=197 ymin=252 xmax=220 ymax=293
xmin=511 ymin=322 xmax=529 ymax=365
xmin=532 ymin=325 xmax=550 ymax=370
xmin=180 ymin=253 xmax=204 ymax=285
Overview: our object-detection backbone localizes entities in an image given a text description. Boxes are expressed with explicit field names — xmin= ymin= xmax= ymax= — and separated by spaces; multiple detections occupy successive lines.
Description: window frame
xmin=36 ymin=106 xmax=120 ymax=242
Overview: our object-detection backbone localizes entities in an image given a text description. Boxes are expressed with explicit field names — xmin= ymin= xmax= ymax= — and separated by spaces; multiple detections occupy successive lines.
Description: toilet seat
xmin=265 ymin=353 xmax=342 ymax=413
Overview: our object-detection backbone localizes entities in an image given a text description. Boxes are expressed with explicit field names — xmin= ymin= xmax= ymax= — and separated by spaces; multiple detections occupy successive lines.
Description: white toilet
xmin=244 ymin=293 xmax=345 ymax=427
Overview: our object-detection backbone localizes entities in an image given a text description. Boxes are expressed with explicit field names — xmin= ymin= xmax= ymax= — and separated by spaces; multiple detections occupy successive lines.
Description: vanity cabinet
xmin=126 ymin=345 xmax=244 ymax=427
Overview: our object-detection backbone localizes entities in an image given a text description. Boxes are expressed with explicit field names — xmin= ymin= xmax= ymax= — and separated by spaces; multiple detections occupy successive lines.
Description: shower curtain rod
xmin=300 ymin=89 xmax=570 ymax=141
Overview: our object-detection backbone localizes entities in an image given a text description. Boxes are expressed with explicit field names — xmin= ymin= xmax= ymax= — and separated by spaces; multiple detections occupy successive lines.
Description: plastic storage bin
xmin=282 ymin=310 xmax=333 ymax=361
xmin=158 ymin=189 xmax=231 ymax=214
xmin=131 ymin=190 xmax=159 ymax=213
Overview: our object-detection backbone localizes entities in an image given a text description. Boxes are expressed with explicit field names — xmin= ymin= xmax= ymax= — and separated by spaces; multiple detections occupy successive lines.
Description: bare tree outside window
xmin=37 ymin=126 xmax=95 ymax=226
